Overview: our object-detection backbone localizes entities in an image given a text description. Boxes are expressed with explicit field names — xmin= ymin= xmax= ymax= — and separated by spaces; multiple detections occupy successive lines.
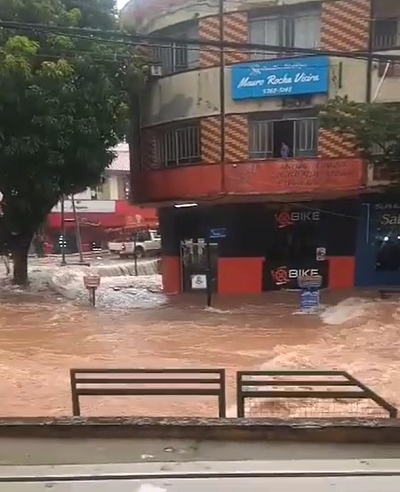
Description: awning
xmin=46 ymin=213 xmax=126 ymax=229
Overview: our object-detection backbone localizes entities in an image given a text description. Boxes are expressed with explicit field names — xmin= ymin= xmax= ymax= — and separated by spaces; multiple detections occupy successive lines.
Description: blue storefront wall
xmin=355 ymin=202 xmax=400 ymax=287
xmin=231 ymin=56 xmax=329 ymax=101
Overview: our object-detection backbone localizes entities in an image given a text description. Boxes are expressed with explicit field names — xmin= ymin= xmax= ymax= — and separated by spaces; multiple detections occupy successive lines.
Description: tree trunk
xmin=12 ymin=242 xmax=30 ymax=286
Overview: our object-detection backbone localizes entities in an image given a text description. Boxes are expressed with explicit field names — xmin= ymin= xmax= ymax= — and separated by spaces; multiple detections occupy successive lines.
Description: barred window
xmin=378 ymin=61 xmax=400 ymax=78
xmin=155 ymin=124 xmax=201 ymax=167
xmin=153 ymin=22 xmax=199 ymax=75
xmin=294 ymin=118 xmax=318 ymax=157
xmin=373 ymin=18 xmax=400 ymax=50
xmin=249 ymin=117 xmax=318 ymax=159
xmin=371 ymin=142 xmax=385 ymax=155
xmin=249 ymin=120 xmax=274 ymax=159
xmin=249 ymin=9 xmax=321 ymax=60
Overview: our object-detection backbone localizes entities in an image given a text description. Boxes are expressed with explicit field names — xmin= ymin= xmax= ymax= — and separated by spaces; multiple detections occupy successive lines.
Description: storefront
xmin=355 ymin=200 xmax=400 ymax=287
xmin=160 ymin=199 xmax=360 ymax=294
xmin=46 ymin=200 xmax=158 ymax=253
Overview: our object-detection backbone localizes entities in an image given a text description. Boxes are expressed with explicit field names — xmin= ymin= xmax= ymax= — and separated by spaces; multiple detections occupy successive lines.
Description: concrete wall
xmin=142 ymin=58 xmax=370 ymax=128
xmin=371 ymin=51 xmax=400 ymax=103
xmin=2 ymin=416 xmax=400 ymax=443
xmin=123 ymin=0 xmax=323 ymax=34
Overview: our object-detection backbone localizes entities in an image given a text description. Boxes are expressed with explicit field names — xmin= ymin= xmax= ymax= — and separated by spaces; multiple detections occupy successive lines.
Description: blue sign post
xmin=231 ymin=56 xmax=329 ymax=101
xmin=298 ymin=275 xmax=322 ymax=313
xmin=300 ymin=290 xmax=320 ymax=311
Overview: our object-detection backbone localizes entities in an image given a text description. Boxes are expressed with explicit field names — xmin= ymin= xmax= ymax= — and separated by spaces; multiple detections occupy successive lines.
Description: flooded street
xmin=0 ymin=258 xmax=400 ymax=417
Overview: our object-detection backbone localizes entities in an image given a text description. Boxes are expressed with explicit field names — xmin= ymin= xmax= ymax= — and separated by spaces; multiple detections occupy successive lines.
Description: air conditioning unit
xmin=150 ymin=65 xmax=163 ymax=77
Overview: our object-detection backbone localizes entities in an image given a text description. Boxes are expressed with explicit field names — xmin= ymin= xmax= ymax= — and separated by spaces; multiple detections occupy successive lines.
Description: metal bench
xmin=236 ymin=370 xmax=398 ymax=418
xmin=70 ymin=368 xmax=226 ymax=417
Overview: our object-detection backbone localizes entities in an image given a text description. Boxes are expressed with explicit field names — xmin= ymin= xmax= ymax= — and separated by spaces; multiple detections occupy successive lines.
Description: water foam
xmin=50 ymin=262 xmax=164 ymax=309
xmin=19 ymin=260 xmax=166 ymax=309
xmin=320 ymin=297 xmax=376 ymax=325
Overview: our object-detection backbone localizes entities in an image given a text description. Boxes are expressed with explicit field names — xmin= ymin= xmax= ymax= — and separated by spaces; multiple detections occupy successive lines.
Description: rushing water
xmin=0 ymin=261 xmax=400 ymax=416
xmin=0 ymin=259 xmax=400 ymax=418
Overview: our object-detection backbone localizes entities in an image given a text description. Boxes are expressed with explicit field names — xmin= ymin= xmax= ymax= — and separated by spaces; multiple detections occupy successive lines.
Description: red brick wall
xmin=199 ymin=11 xmax=249 ymax=68
xmin=225 ymin=114 xmax=248 ymax=163
xmin=319 ymin=0 xmax=371 ymax=158
xmin=201 ymin=116 xmax=222 ymax=164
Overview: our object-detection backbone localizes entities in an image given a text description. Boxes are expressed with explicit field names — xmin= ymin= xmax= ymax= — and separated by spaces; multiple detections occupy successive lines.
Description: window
xmin=249 ymin=117 xmax=318 ymax=159
xmin=136 ymin=231 xmax=151 ymax=242
xmin=249 ymin=8 xmax=321 ymax=60
xmin=91 ymin=185 xmax=103 ymax=200
xmin=153 ymin=22 xmax=199 ymax=74
xmin=373 ymin=18 xmax=400 ymax=50
xmin=378 ymin=61 xmax=400 ymax=78
xmin=124 ymin=178 xmax=130 ymax=200
xmin=155 ymin=124 xmax=201 ymax=167
xmin=371 ymin=142 xmax=384 ymax=156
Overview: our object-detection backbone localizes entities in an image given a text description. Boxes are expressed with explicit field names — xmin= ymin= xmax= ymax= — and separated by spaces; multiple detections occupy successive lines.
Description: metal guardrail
xmin=70 ymin=368 xmax=226 ymax=417
xmin=236 ymin=370 xmax=398 ymax=419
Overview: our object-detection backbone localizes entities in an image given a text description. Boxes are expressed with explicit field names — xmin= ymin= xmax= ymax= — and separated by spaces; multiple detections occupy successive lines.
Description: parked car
xmin=119 ymin=230 xmax=161 ymax=258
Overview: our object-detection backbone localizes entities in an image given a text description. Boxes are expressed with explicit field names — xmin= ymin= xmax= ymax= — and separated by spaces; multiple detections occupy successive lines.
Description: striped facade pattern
xmin=199 ymin=12 xmax=249 ymax=68
xmin=223 ymin=12 xmax=249 ymax=65
xmin=199 ymin=16 xmax=220 ymax=68
xmin=201 ymin=116 xmax=221 ymax=163
xmin=318 ymin=129 xmax=357 ymax=159
xmin=319 ymin=0 xmax=370 ymax=159
xmin=225 ymin=114 xmax=248 ymax=162
xmin=141 ymin=128 xmax=156 ymax=171
xmin=321 ymin=0 xmax=371 ymax=51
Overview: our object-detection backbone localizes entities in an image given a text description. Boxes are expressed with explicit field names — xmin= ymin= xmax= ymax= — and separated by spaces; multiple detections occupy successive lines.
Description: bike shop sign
xmin=275 ymin=210 xmax=320 ymax=228
xmin=270 ymin=266 xmax=320 ymax=289
xmin=231 ymin=56 xmax=329 ymax=100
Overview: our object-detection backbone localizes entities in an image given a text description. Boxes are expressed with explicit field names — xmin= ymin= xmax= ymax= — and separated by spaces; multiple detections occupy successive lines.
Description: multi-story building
xmin=46 ymin=143 xmax=158 ymax=252
xmin=122 ymin=0 xmax=400 ymax=294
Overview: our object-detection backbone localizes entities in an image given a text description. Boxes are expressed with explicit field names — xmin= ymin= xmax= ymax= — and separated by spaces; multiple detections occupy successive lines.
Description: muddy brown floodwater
xmin=1 ymin=288 xmax=400 ymax=418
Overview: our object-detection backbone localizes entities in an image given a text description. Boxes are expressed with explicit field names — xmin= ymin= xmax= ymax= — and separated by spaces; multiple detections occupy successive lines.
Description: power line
xmin=2 ymin=20 xmax=400 ymax=63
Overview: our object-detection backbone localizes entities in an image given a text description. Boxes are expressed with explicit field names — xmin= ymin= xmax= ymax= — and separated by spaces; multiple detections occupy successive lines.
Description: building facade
xmin=46 ymin=143 xmax=158 ymax=253
xmin=122 ymin=0 xmax=400 ymax=293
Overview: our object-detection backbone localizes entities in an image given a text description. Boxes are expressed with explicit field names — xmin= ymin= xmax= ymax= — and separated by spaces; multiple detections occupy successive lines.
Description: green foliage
xmin=319 ymin=96 xmax=400 ymax=164
xmin=0 ymin=0 xmax=145 ymax=283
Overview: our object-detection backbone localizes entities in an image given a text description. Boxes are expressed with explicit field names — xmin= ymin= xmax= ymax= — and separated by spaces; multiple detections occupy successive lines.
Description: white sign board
xmin=84 ymin=275 xmax=101 ymax=289
xmin=52 ymin=200 xmax=116 ymax=214
xmin=191 ymin=274 xmax=207 ymax=290
xmin=316 ymin=247 xmax=326 ymax=261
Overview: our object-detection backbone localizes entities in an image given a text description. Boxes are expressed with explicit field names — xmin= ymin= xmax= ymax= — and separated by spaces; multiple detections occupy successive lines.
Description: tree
xmin=319 ymin=96 xmax=400 ymax=165
xmin=0 ymin=0 xmax=144 ymax=284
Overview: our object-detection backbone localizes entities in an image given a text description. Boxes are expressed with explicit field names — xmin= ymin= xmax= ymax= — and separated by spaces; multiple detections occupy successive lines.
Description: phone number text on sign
xmin=263 ymin=86 xmax=293 ymax=95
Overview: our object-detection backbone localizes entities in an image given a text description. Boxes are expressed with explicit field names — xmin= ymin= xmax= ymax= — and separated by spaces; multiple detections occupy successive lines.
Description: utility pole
xmin=60 ymin=195 xmax=66 ymax=266
xmin=366 ymin=0 xmax=376 ymax=103
xmin=218 ymin=0 xmax=226 ymax=193
xmin=71 ymin=194 xmax=85 ymax=264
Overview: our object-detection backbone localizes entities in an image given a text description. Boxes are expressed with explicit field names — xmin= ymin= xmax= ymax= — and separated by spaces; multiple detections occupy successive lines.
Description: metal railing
xmin=69 ymin=368 xmax=397 ymax=419
xmin=70 ymin=368 xmax=226 ymax=417
xmin=236 ymin=370 xmax=398 ymax=419
xmin=154 ymin=124 xmax=201 ymax=167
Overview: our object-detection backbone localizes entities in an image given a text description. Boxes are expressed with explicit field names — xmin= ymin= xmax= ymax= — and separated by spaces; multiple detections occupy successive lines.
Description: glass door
xmin=180 ymin=239 xmax=218 ymax=292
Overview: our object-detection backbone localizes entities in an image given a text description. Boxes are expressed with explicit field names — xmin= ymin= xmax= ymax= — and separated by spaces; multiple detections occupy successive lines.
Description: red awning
xmin=47 ymin=213 xmax=126 ymax=229
xmin=47 ymin=201 xmax=158 ymax=230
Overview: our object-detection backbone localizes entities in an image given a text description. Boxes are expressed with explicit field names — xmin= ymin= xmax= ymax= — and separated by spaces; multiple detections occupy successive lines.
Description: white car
xmin=108 ymin=240 xmax=125 ymax=253
xmin=119 ymin=230 xmax=161 ymax=258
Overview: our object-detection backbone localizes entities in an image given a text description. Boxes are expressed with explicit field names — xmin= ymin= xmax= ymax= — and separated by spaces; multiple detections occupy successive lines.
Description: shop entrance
xmin=180 ymin=239 xmax=218 ymax=293
xmin=355 ymin=203 xmax=400 ymax=286
xmin=262 ymin=209 xmax=329 ymax=290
